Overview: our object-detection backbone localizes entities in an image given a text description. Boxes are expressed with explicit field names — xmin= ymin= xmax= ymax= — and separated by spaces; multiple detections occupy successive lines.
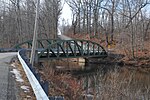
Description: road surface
xmin=0 ymin=52 xmax=18 ymax=100
xmin=58 ymin=35 xmax=72 ymax=40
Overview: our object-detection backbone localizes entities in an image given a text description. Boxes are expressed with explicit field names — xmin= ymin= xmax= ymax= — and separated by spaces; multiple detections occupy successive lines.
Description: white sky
xmin=59 ymin=2 xmax=72 ymax=25
xmin=59 ymin=2 xmax=150 ymax=25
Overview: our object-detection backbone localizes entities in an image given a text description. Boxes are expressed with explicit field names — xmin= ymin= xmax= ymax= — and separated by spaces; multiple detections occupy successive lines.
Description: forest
xmin=0 ymin=0 xmax=150 ymax=59
xmin=1 ymin=0 xmax=150 ymax=99
xmin=0 ymin=0 xmax=61 ymax=47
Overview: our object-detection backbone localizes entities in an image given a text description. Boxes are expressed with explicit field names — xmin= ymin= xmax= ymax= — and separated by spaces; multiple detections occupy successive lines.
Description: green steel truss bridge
xmin=14 ymin=39 xmax=107 ymax=59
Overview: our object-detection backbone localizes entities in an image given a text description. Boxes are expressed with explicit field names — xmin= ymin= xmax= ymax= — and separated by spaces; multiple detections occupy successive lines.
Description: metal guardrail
xmin=18 ymin=49 xmax=49 ymax=100
xmin=18 ymin=49 xmax=64 ymax=100
xmin=0 ymin=48 xmax=18 ymax=52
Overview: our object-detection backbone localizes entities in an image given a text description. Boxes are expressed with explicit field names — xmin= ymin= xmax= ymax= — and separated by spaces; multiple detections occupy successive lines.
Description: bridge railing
xmin=38 ymin=39 xmax=107 ymax=59
xmin=13 ymin=39 xmax=107 ymax=59
xmin=13 ymin=39 xmax=58 ymax=49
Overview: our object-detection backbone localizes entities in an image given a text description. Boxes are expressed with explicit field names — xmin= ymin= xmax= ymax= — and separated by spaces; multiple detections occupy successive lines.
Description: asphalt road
xmin=0 ymin=52 xmax=18 ymax=100
xmin=58 ymin=35 xmax=72 ymax=40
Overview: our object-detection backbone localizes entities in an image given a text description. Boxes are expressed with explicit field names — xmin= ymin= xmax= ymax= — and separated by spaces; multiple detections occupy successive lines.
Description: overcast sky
xmin=59 ymin=2 xmax=150 ymax=25
xmin=59 ymin=2 xmax=72 ymax=25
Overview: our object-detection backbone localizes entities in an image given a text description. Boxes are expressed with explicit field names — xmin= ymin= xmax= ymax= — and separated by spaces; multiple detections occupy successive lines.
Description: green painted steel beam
xmin=13 ymin=39 xmax=107 ymax=59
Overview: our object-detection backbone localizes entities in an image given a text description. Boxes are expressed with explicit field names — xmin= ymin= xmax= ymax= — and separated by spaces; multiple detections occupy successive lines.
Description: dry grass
xmin=88 ymin=68 xmax=150 ymax=100
xmin=37 ymin=59 xmax=150 ymax=100
xmin=39 ymin=63 xmax=84 ymax=100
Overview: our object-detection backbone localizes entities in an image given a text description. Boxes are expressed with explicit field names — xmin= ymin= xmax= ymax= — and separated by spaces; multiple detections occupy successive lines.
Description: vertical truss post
xmin=93 ymin=44 xmax=95 ymax=55
xmin=46 ymin=49 xmax=49 ymax=58
xmin=87 ymin=41 xmax=90 ymax=56
xmin=66 ymin=41 xmax=69 ymax=57
xmin=81 ymin=41 xmax=83 ymax=56
xmin=97 ymin=45 xmax=100 ymax=55
xmin=74 ymin=40 xmax=76 ymax=56
xmin=57 ymin=43 xmax=60 ymax=58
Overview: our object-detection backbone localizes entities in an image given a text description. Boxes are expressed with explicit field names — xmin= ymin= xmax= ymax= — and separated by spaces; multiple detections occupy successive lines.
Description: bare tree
xmin=101 ymin=0 xmax=120 ymax=44
xmin=123 ymin=0 xmax=150 ymax=58
xmin=41 ymin=0 xmax=62 ymax=38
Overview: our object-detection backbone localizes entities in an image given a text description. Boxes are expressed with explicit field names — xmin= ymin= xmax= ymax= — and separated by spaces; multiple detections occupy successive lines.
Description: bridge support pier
xmin=77 ymin=58 xmax=85 ymax=63
xmin=85 ymin=58 xmax=89 ymax=64
xmin=76 ymin=58 xmax=86 ymax=67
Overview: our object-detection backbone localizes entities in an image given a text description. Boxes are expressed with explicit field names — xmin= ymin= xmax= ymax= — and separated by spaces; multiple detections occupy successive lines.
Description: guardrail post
xmin=35 ymin=73 xmax=40 ymax=82
xmin=41 ymin=81 xmax=49 ymax=95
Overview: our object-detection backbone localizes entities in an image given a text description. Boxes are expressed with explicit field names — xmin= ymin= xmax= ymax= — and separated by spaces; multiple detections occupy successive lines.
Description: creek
xmin=39 ymin=58 xmax=150 ymax=100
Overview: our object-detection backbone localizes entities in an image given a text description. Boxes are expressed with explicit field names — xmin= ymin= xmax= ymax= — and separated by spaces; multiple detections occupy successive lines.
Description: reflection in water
xmin=42 ymin=59 xmax=150 ymax=100
xmin=75 ymin=63 xmax=150 ymax=100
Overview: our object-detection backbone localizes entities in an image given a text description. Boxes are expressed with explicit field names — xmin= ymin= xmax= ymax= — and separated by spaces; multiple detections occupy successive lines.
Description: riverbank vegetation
xmin=0 ymin=0 xmax=150 ymax=99
xmin=37 ymin=60 xmax=150 ymax=100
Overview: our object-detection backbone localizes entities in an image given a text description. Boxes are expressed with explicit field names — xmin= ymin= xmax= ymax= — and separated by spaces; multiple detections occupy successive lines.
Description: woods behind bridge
xmin=0 ymin=0 xmax=150 ymax=58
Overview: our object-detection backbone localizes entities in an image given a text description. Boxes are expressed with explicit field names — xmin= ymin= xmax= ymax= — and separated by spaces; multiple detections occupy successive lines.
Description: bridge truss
xmin=14 ymin=39 xmax=107 ymax=59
